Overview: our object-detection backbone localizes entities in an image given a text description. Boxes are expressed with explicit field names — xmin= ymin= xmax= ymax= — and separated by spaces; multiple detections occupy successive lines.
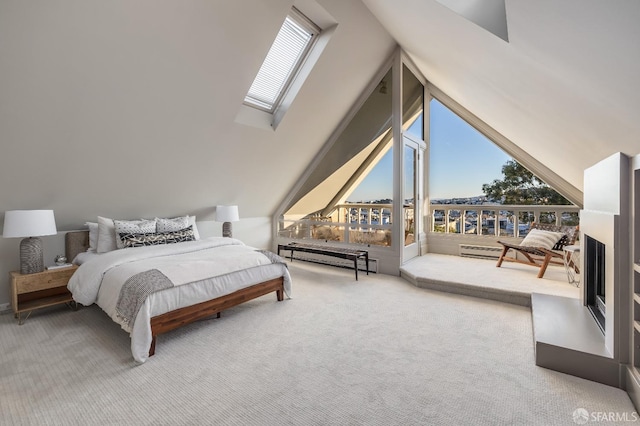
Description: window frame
xmin=244 ymin=7 xmax=320 ymax=114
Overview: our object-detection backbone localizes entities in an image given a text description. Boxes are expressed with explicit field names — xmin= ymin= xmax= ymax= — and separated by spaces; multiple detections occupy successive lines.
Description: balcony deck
xmin=400 ymin=253 xmax=579 ymax=306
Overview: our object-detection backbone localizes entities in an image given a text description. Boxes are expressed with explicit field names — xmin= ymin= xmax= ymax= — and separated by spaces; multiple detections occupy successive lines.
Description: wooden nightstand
xmin=10 ymin=265 xmax=79 ymax=324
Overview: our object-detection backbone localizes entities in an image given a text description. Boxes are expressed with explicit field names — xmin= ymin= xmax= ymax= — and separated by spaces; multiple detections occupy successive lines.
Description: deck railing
xmin=278 ymin=203 xmax=397 ymax=246
xmin=278 ymin=203 xmax=580 ymax=246
xmin=428 ymin=204 xmax=580 ymax=238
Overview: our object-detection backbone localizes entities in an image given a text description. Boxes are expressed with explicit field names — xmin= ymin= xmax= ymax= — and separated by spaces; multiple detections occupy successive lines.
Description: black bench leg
xmin=354 ymin=257 xmax=358 ymax=280
xmin=365 ymin=253 xmax=369 ymax=275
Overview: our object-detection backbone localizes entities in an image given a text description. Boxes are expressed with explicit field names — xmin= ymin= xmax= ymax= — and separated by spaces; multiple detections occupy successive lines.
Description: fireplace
xmin=585 ymin=234 xmax=606 ymax=332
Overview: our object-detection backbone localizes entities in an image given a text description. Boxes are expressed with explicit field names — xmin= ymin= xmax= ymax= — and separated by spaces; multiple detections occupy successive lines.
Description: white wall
xmin=0 ymin=0 xmax=396 ymax=306
xmin=584 ymin=154 xmax=625 ymax=215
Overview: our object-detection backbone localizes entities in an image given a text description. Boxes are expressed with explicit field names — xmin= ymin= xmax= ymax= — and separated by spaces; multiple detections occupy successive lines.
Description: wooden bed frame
xmin=65 ymin=230 xmax=285 ymax=357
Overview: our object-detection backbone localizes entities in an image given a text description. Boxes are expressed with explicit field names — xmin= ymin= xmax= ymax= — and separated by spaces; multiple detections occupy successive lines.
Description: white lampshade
xmin=216 ymin=205 xmax=239 ymax=223
xmin=4 ymin=210 xmax=58 ymax=274
xmin=3 ymin=210 xmax=57 ymax=238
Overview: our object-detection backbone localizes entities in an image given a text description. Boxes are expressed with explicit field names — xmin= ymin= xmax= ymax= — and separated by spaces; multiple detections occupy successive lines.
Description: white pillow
xmin=520 ymin=229 xmax=565 ymax=250
xmin=156 ymin=216 xmax=189 ymax=233
xmin=188 ymin=215 xmax=200 ymax=240
xmin=96 ymin=216 xmax=117 ymax=253
xmin=85 ymin=221 xmax=98 ymax=252
xmin=114 ymin=219 xmax=157 ymax=249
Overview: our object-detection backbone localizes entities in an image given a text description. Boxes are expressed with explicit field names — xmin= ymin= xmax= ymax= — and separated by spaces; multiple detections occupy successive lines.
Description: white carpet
xmin=0 ymin=261 xmax=635 ymax=425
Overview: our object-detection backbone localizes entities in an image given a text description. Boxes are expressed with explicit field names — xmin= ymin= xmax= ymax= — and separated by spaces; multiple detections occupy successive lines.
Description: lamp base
xmin=222 ymin=222 xmax=233 ymax=238
xmin=20 ymin=237 xmax=45 ymax=274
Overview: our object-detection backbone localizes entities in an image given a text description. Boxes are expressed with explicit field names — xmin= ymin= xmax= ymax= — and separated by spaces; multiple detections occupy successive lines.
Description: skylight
xmin=244 ymin=8 xmax=319 ymax=112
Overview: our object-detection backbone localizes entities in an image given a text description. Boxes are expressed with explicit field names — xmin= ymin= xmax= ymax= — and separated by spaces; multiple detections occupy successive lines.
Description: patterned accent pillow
xmin=520 ymin=229 xmax=566 ymax=250
xmin=156 ymin=216 xmax=189 ymax=233
xmin=120 ymin=226 xmax=195 ymax=248
xmin=187 ymin=215 xmax=200 ymax=240
xmin=114 ymin=219 xmax=157 ymax=249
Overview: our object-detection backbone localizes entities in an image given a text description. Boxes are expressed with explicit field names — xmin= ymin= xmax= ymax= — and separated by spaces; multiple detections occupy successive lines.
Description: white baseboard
xmin=0 ymin=303 xmax=11 ymax=313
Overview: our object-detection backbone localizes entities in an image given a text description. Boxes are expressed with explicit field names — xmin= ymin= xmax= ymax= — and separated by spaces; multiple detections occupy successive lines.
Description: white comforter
xmin=68 ymin=237 xmax=291 ymax=363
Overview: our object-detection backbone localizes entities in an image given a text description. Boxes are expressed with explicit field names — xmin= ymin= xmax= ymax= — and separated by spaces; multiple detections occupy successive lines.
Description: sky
xmin=347 ymin=98 xmax=511 ymax=202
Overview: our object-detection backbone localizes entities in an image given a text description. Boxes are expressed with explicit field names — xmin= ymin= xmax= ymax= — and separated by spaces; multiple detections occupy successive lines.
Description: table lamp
xmin=3 ymin=210 xmax=58 ymax=274
xmin=216 ymin=205 xmax=239 ymax=238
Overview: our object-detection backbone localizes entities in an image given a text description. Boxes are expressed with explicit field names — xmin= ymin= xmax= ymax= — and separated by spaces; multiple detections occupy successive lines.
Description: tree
xmin=482 ymin=160 xmax=570 ymax=205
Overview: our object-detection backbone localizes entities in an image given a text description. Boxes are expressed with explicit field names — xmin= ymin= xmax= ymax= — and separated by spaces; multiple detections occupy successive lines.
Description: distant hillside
xmin=431 ymin=196 xmax=495 ymax=205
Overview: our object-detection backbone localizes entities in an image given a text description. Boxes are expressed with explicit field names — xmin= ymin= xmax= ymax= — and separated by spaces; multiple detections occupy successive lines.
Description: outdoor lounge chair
xmin=496 ymin=222 xmax=579 ymax=278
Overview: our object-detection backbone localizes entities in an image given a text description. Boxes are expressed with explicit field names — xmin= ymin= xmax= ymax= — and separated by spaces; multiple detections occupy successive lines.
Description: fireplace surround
xmin=584 ymin=234 xmax=605 ymax=332
xmin=531 ymin=153 xmax=631 ymax=391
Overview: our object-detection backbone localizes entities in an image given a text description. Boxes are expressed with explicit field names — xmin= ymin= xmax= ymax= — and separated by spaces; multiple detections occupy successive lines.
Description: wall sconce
xmin=3 ymin=210 xmax=58 ymax=274
xmin=216 ymin=205 xmax=239 ymax=238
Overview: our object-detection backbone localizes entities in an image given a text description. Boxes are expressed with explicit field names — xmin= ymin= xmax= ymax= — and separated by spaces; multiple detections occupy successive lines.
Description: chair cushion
xmin=520 ymin=229 xmax=566 ymax=250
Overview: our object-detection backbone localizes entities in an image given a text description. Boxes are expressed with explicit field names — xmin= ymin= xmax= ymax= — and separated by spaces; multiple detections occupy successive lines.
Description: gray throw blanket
xmin=116 ymin=269 xmax=174 ymax=328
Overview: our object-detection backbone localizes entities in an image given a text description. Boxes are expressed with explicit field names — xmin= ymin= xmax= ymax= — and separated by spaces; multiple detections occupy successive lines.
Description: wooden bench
xmin=277 ymin=242 xmax=369 ymax=280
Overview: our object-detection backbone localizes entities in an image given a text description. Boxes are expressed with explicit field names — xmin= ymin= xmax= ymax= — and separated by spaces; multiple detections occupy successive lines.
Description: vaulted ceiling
xmin=363 ymin=0 xmax=640 ymax=192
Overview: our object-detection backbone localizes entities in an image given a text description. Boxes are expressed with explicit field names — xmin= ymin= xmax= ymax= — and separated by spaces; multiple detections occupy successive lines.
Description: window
xmin=277 ymin=66 xmax=394 ymax=247
xmin=244 ymin=8 xmax=319 ymax=113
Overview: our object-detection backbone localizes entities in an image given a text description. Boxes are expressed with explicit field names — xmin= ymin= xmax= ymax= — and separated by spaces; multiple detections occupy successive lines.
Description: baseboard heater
xmin=288 ymin=252 xmax=377 ymax=274
xmin=459 ymin=244 xmax=502 ymax=260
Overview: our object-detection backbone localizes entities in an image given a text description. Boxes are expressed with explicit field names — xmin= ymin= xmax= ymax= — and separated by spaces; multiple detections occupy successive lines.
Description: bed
xmin=65 ymin=228 xmax=291 ymax=363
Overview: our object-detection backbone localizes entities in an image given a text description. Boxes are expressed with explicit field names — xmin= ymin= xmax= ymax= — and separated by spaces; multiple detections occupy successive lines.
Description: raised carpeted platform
xmin=400 ymin=253 xmax=579 ymax=306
